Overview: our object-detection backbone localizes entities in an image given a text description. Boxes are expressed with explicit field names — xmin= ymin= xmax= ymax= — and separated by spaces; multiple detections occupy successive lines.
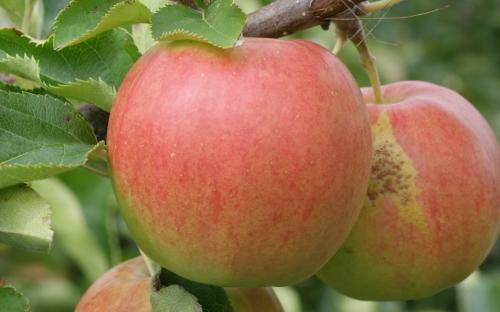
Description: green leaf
xmin=0 ymin=185 xmax=53 ymax=252
xmin=0 ymin=28 xmax=139 ymax=111
xmin=52 ymin=0 xmax=152 ymax=49
xmin=151 ymin=285 xmax=202 ymax=312
xmin=153 ymin=268 xmax=234 ymax=312
xmin=0 ymin=90 xmax=100 ymax=188
xmin=132 ymin=23 xmax=156 ymax=54
xmin=151 ymin=0 xmax=246 ymax=49
xmin=30 ymin=178 xmax=109 ymax=281
xmin=49 ymin=78 xmax=116 ymax=111
xmin=0 ymin=285 xmax=31 ymax=312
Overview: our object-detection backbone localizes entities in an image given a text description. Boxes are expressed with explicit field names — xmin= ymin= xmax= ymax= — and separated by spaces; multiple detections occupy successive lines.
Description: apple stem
xmin=22 ymin=0 xmax=31 ymax=34
xmin=332 ymin=32 xmax=346 ymax=55
xmin=357 ymin=42 xmax=384 ymax=104
xmin=140 ymin=249 xmax=161 ymax=277
xmin=332 ymin=6 xmax=384 ymax=104
xmin=361 ymin=0 xmax=405 ymax=14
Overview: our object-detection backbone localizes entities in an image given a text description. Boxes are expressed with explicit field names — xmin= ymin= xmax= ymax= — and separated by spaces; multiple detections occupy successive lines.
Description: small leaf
xmin=0 ymin=28 xmax=140 ymax=111
xmin=0 ymin=54 xmax=40 ymax=82
xmin=0 ymin=90 xmax=101 ymax=188
xmin=151 ymin=285 xmax=203 ymax=312
xmin=0 ymin=185 xmax=53 ymax=252
xmin=52 ymin=0 xmax=152 ymax=49
xmin=153 ymin=268 xmax=234 ymax=312
xmin=49 ymin=78 xmax=116 ymax=112
xmin=30 ymin=178 xmax=109 ymax=281
xmin=0 ymin=285 xmax=31 ymax=312
xmin=151 ymin=0 xmax=246 ymax=49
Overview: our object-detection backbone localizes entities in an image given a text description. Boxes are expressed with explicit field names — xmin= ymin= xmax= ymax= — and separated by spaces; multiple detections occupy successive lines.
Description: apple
xmin=318 ymin=81 xmax=500 ymax=300
xmin=107 ymin=38 xmax=372 ymax=286
xmin=75 ymin=257 xmax=284 ymax=312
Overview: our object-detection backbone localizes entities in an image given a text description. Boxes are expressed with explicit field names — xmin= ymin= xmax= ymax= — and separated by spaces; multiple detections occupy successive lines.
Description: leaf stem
xmin=22 ymin=0 xmax=31 ymax=34
xmin=140 ymin=249 xmax=160 ymax=277
xmin=332 ymin=32 xmax=346 ymax=55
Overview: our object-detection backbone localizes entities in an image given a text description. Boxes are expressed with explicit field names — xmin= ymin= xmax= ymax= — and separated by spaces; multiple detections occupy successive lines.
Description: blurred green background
xmin=0 ymin=0 xmax=499 ymax=311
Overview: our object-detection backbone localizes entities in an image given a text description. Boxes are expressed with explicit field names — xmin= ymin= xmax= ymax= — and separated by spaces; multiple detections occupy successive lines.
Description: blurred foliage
xmin=0 ymin=0 xmax=499 ymax=311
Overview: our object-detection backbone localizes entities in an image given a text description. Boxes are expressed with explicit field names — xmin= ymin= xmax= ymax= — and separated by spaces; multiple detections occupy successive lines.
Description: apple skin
xmin=107 ymin=38 xmax=372 ymax=286
xmin=318 ymin=81 xmax=500 ymax=300
xmin=75 ymin=257 xmax=284 ymax=312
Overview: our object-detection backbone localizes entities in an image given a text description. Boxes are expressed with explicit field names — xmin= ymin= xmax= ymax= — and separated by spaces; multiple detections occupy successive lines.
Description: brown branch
xmin=244 ymin=0 xmax=365 ymax=37
xmin=83 ymin=0 xmax=366 ymax=140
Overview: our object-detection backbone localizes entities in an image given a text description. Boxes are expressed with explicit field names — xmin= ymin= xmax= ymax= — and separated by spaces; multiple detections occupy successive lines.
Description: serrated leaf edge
xmin=0 ymin=53 xmax=42 ymax=83
xmin=47 ymin=77 xmax=117 ymax=112
xmin=0 ymin=285 xmax=32 ymax=311
xmin=0 ymin=141 xmax=105 ymax=170
xmin=52 ymin=0 xmax=152 ymax=50
xmin=153 ymin=1 xmax=246 ymax=49
xmin=0 ymin=29 xmax=120 ymax=110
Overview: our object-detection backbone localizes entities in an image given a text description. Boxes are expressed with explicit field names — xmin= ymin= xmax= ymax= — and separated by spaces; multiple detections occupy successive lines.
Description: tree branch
xmin=244 ymin=0 xmax=365 ymax=37
xmin=82 ymin=0 xmax=366 ymax=140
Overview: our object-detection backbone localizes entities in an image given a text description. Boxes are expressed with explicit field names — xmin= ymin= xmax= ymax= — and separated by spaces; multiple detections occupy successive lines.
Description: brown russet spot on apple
xmin=319 ymin=81 xmax=500 ymax=301
xmin=368 ymin=141 xmax=412 ymax=204
xmin=365 ymin=111 xmax=426 ymax=232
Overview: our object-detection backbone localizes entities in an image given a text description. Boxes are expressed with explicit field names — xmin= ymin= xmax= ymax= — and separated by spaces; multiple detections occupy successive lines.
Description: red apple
xmin=75 ymin=257 xmax=284 ymax=312
xmin=107 ymin=38 xmax=372 ymax=286
xmin=318 ymin=81 xmax=500 ymax=300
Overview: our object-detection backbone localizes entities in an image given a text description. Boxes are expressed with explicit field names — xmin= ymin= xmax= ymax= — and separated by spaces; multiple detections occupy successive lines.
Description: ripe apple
xmin=318 ymin=81 xmax=500 ymax=300
xmin=107 ymin=38 xmax=372 ymax=286
xmin=75 ymin=257 xmax=284 ymax=312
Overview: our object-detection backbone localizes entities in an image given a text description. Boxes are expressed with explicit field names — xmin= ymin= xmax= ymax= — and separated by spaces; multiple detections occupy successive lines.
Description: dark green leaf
xmin=0 ymin=90 xmax=100 ymax=188
xmin=151 ymin=0 xmax=246 ymax=49
xmin=153 ymin=268 xmax=234 ymax=312
xmin=0 ymin=28 xmax=140 ymax=111
xmin=0 ymin=285 xmax=31 ymax=312
xmin=0 ymin=185 xmax=53 ymax=252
